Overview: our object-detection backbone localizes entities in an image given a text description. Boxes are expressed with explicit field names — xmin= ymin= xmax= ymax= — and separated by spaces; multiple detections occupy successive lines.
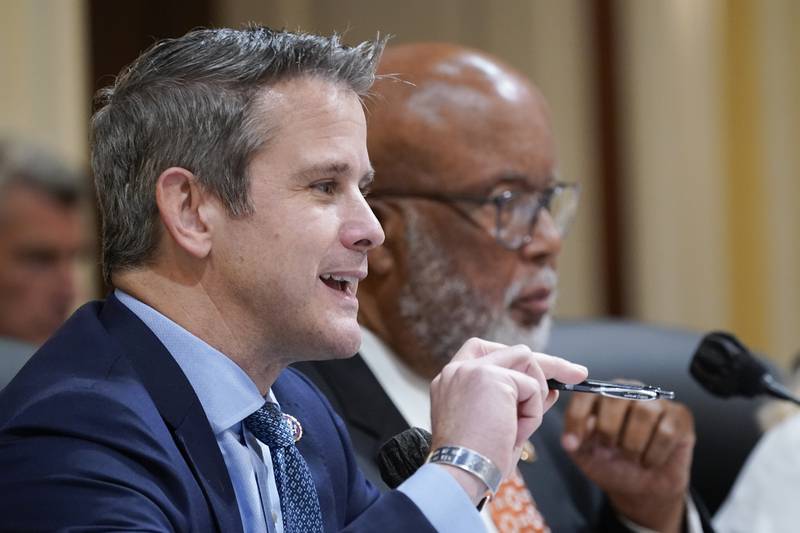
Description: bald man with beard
xmin=295 ymin=43 xmax=709 ymax=532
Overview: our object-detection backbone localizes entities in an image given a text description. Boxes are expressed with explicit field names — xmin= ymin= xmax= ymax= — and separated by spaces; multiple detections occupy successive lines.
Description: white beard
xmin=397 ymin=208 xmax=557 ymax=371
xmin=484 ymin=307 xmax=553 ymax=352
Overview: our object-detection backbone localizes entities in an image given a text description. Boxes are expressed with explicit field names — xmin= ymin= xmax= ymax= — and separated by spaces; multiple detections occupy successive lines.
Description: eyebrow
xmin=295 ymin=162 xmax=375 ymax=186
xmin=297 ymin=162 xmax=351 ymax=179
xmin=483 ymin=173 xmax=556 ymax=195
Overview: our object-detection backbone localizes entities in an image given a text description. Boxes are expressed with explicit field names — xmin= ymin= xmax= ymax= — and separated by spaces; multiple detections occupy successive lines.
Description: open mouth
xmin=319 ymin=274 xmax=357 ymax=295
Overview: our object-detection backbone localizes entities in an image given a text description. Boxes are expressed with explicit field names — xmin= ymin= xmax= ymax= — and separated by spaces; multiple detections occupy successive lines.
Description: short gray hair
xmin=0 ymin=139 xmax=86 ymax=209
xmin=91 ymin=26 xmax=386 ymax=283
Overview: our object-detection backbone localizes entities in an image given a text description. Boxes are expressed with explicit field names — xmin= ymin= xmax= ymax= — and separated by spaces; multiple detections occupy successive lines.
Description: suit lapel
xmin=294 ymin=354 xmax=408 ymax=455
xmin=99 ymin=295 xmax=243 ymax=533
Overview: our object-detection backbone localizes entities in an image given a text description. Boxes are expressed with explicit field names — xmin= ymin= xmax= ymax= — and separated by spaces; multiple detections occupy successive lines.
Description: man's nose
xmin=341 ymin=195 xmax=386 ymax=253
xmin=519 ymin=209 xmax=562 ymax=265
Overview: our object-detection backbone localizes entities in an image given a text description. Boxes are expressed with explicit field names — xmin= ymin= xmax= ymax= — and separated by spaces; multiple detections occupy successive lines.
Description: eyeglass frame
xmin=368 ymin=181 xmax=580 ymax=251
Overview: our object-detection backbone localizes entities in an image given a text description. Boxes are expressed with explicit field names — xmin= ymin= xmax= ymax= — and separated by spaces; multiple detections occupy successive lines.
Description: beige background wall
xmin=617 ymin=0 xmax=800 ymax=364
xmin=0 ymin=0 xmax=89 ymax=168
xmin=2 ymin=0 xmax=797 ymax=366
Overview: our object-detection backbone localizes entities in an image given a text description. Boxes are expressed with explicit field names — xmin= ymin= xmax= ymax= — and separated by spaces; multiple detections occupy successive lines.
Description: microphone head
xmin=376 ymin=427 xmax=432 ymax=489
xmin=690 ymin=331 xmax=768 ymax=398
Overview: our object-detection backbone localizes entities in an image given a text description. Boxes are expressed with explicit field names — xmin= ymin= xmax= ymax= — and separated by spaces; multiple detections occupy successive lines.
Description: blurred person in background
xmin=297 ymin=42 xmax=710 ymax=533
xmin=714 ymin=353 xmax=800 ymax=533
xmin=0 ymin=139 xmax=88 ymax=389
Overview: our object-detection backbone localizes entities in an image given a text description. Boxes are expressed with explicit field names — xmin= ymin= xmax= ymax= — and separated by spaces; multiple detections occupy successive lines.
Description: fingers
xmin=429 ymin=356 xmax=546 ymax=478
xmin=527 ymin=352 xmax=589 ymax=386
xmin=480 ymin=345 xmax=549 ymax=413
xmin=451 ymin=339 xmax=589 ymax=387
xmin=500 ymin=364 xmax=548 ymax=447
xmin=431 ymin=338 xmax=589 ymax=480
xmin=619 ymin=401 xmax=663 ymax=461
xmin=595 ymin=397 xmax=628 ymax=446
xmin=443 ymin=353 xmax=550 ymax=437
xmin=480 ymin=344 xmax=588 ymax=385
xmin=479 ymin=345 xmax=587 ymax=424
xmin=543 ymin=388 xmax=560 ymax=413
xmin=641 ymin=403 xmax=694 ymax=468
xmin=563 ymin=393 xmax=695 ymax=469
xmin=562 ymin=391 xmax=598 ymax=451
xmin=450 ymin=337 xmax=509 ymax=362
xmin=456 ymin=342 xmax=587 ymax=418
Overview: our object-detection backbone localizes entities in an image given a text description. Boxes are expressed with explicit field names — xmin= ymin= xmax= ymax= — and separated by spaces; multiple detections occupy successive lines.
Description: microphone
xmin=690 ymin=331 xmax=800 ymax=406
xmin=377 ymin=427 xmax=432 ymax=488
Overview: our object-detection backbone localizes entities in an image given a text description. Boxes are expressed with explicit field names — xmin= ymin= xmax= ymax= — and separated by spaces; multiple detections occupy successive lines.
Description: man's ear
xmin=368 ymin=200 xmax=404 ymax=277
xmin=155 ymin=167 xmax=215 ymax=259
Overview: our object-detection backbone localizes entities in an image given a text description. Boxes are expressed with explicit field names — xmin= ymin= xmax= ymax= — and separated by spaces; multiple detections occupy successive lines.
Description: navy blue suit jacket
xmin=0 ymin=295 xmax=435 ymax=532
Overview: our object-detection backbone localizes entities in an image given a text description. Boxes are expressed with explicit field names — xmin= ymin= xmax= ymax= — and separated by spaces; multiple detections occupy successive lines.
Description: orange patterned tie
xmin=489 ymin=468 xmax=550 ymax=533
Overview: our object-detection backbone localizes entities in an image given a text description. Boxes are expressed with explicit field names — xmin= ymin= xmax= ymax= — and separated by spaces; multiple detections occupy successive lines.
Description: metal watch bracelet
xmin=426 ymin=446 xmax=503 ymax=500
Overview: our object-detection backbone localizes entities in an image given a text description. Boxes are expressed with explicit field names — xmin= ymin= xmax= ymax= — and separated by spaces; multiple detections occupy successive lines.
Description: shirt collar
xmin=359 ymin=327 xmax=432 ymax=431
xmin=115 ymin=289 xmax=266 ymax=434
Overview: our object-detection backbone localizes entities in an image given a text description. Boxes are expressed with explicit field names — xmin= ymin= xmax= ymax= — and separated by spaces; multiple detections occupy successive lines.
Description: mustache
xmin=503 ymin=266 xmax=559 ymax=307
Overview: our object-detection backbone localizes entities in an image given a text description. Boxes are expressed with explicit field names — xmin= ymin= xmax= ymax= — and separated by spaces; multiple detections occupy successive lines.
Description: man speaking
xmin=0 ymin=27 xmax=587 ymax=532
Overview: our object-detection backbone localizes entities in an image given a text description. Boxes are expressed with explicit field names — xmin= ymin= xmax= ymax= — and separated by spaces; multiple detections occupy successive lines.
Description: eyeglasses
xmin=369 ymin=182 xmax=580 ymax=250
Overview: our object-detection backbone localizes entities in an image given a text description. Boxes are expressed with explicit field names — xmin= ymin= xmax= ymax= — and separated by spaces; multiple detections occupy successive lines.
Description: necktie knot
xmin=245 ymin=402 xmax=294 ymax=448
xmin=243 ymin=400 xmax=323 ymax=532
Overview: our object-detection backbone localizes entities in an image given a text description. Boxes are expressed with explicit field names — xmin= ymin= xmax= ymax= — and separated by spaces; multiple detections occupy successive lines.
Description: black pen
xmin=547 ymin=378 xmax=676 ymax=401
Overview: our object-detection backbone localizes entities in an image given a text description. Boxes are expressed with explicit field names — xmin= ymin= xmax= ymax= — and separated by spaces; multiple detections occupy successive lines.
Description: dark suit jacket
xmin=295 ymin=356 xmax=714 ymax=533
xmin=0 ymin=296 xmax=435 ymax=532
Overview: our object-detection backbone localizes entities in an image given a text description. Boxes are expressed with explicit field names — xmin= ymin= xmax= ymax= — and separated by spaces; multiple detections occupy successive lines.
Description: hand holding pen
xmin=558 ymin=374 xmax=692 ymax=532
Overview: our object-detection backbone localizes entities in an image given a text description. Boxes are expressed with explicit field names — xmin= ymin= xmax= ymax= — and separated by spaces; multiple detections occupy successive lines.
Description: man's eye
xmin=312 ymin=181 xmax=337 ymax=194
xmin=18 ymin=250 xmax=59 ymax=270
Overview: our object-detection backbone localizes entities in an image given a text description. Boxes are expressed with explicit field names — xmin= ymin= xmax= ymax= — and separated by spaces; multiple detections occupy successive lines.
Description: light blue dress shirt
xmin=116 ymin=290 xmax=484 ymax=532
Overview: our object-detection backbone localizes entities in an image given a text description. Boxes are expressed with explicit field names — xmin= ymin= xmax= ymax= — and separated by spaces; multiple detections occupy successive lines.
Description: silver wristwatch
xmin=427 ymin=446 xmax=503 ymax=502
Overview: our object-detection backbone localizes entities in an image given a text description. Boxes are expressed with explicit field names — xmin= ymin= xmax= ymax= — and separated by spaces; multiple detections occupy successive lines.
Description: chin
xmin=331 ymin=336 xmax=361 ymax=359
xmin=315 ymin=319 xmax=362 ymax=360
xmin=489 ymin=313 xmax=553 ymax=353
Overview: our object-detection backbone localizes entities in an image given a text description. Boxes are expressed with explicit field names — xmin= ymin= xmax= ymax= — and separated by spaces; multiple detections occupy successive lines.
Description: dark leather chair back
xmin=548 ymin=319 xmax=769 ymax=514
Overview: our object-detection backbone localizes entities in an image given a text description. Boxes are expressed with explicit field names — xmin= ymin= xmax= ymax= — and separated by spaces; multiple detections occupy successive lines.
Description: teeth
xmin=320 ymin=274 xmax=358 ymax=285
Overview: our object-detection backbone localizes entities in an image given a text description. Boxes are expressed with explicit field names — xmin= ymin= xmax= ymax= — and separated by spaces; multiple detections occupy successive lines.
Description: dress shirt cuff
xmin=618 ymin=495 xmax=703 ymax=533
xmin=397 ymin=463 xmax=485 ymax=533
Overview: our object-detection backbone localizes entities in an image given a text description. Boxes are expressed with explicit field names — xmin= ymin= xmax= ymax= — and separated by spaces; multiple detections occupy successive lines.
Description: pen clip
xmin=597 ymin=386 xmax=658 ymax=401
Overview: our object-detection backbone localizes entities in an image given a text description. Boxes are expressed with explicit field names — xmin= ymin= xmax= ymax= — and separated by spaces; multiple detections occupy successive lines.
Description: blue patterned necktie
xmin=244 ymin=402 xmax=324 ymax=533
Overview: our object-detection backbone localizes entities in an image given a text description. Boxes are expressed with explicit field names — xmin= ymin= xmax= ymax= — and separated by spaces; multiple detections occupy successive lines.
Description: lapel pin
xmin=283 ymin=413 xmax=303 ymax=443
xmin=519 ymin=441 xmax=536 ymax=463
